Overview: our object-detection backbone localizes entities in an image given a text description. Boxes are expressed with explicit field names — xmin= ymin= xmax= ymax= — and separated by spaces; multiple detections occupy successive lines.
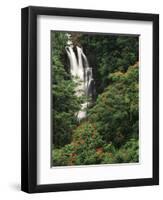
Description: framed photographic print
xmin=21 ymin=6 xmax=159 ymax=193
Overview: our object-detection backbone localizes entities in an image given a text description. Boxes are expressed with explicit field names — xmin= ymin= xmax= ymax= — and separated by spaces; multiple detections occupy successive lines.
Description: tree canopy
xmin=51 ymin=31 xmax=139 ymax=165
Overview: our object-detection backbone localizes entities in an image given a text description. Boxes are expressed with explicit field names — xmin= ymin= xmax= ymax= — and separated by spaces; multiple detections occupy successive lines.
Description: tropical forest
xmin=51 ymin=31 xmax=139 ymax=166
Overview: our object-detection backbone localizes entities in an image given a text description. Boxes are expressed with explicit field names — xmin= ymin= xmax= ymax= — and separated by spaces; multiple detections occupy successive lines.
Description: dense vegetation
xmin=52 ymin=32 xmax=84 ymax=147
xmin=52 ymin=31 xmax=139 ymax=165
xmin=80 ymin=34 xmax=139 ymax=94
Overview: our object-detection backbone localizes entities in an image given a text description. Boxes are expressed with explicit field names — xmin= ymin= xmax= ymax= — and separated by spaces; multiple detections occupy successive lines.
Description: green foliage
xmin=53 ymin=122 xmax=104 ymax=166
xmin=89 ymin=64 xmax=139 ymax=147
xmin=52 ymin=122 xmax=139 ymax=166
xmin=113 ymin=138 xmax=139 ymax=163
xmin=52 ymin=32 xmax=139 ymax=165
xmin=52 ymin=32 xmax=84 ymax=147
xmin=80 ymin=34 xmax=139 ymax=94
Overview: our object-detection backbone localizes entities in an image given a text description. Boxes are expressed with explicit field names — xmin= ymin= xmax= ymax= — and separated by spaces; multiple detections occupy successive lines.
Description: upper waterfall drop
xmin=65 ymin=44 xmax=94 ymax=121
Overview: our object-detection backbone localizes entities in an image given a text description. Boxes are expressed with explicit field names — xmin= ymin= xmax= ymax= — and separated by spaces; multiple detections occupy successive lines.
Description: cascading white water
xmin=66 ymin=44 xmax=94 ymax=120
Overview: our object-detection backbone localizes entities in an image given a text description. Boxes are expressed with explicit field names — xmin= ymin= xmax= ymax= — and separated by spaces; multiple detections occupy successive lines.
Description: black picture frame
xmin=21 ymin=6 xmax=159 ymax=193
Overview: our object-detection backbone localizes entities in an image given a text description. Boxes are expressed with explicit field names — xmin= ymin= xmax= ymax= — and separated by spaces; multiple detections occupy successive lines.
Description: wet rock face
xmin=69 ymin=32 xmax=82 ymax=47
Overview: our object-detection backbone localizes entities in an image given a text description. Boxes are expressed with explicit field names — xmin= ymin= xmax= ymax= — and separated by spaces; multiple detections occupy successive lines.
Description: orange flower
xmin=96 ymin=147 xmax=103 ymax=154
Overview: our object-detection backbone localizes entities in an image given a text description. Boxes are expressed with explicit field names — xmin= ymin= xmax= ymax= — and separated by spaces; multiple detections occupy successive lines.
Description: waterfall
xmin=65 ymin=45 xmax=94 ymax=121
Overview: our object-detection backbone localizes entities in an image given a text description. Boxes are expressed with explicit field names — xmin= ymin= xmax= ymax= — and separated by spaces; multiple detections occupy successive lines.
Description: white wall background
xmin=0 ymin=0 xmax=162 ymax=199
